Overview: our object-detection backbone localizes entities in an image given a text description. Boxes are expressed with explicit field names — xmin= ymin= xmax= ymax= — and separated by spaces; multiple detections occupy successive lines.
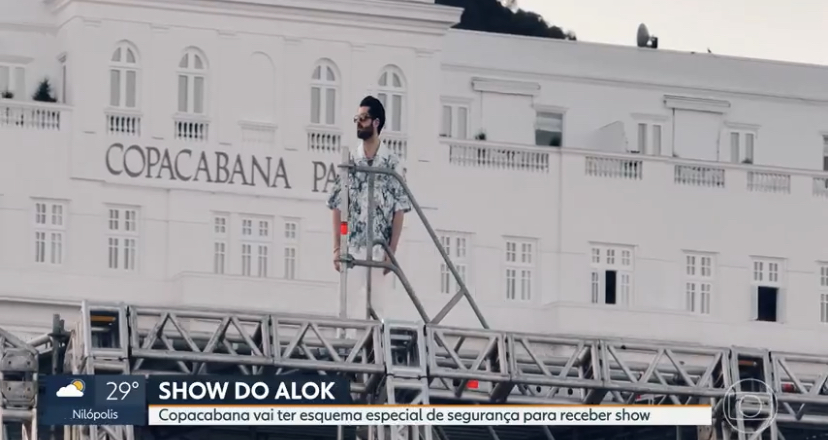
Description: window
xmin=107 ymin=207 xmax=138 ymax=271
xmin=751 ymin=258 xmax=784 ymax=322
xmin=438 ymin=232 xmax=470 ymax=295
xmin=109 ymin=43 xmax=139 ymax=109
xmin=635 ymin=122 xmax=663 ymax=155
xmin=819 ymin=263 xmax=828 ymax=323
xmin=240 ymin=217 xmax=270 ymax=277
xmin=0 ymin=63 xmax=25 ymax=99
xmin=505 ymin=238 xmax=535 ymax=301
xmin=212 ymin=215 xmax=228 ymax=274
xmin=590 ymin=244 xmax=634 ymax=306
xmin=822 ymin=135 xmax=828 ymax=172
xmin=283 ymin=219 xmax=299 ymax=280
xmin=33 ymin=201 xmax=65 ymax=265
xmin=440 ymin=103 xmax=469 ymax=139
xmin=535 ymin=112 xmax=563 ymax=147
xmin=310 ymin=60 xmax=338 ymax=126
xmin=730 ymin=131 xmax=756 ymax=164
xmin=377 ymin=66 xmax=405 ymax=132
xmin=177 ymin=48 xmax=207 ymax=115
xmin=684 ymin=252 xmax=714 ymax=314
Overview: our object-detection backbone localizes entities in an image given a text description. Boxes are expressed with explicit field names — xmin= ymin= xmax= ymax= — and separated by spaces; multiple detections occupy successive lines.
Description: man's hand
xmin=333 ymin=248 xmax=341 ymax=272
xmin=383 ymin=248 xmax=395 ymax=275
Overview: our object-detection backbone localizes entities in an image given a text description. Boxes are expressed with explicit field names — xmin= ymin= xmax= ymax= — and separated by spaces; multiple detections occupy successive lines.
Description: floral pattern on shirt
xmin=326 ymin=144 xmax=412 ymax=251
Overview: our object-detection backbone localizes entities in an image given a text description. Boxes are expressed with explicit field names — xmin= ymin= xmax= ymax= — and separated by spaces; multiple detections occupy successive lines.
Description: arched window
xmin=109 ymin=42 xmax=139 ymax=108
xmin=177 ymin=48 xmax=207 ymax=115
xmin=377 ymin=66 xmax=405 ymax=133
xmin=310 ymin=59 xmax=338 ymax=126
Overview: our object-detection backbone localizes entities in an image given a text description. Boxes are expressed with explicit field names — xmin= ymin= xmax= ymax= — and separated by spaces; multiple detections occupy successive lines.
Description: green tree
xmin=32 ymin=78 xmax=57 ymax=103
xmin=436 ymin=0 xmax=576 ymax=40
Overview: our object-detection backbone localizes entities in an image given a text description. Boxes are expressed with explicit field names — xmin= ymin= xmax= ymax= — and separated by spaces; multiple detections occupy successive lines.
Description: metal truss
xmin=2 ymin=301 xmax=828 ymax=440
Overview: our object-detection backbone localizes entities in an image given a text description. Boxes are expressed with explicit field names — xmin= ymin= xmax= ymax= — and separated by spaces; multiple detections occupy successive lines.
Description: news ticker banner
xmin=38 ymin=375 xmax=350 ymax=426
xmin=37 ymin=375 xmax=712 ymax=427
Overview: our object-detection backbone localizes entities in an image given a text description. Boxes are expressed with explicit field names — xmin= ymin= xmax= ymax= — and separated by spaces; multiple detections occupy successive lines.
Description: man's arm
xmin=332 ymin=208 xmax=342 ymax=252
xmin=326 ymin=173 xmax=343 ymax=253
xmin=389 ymin=211 xmax=404 ymax=254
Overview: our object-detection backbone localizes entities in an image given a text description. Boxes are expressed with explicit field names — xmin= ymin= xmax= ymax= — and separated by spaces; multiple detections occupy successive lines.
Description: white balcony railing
xmin=674 ymin=164 xmax=726 ymax=188
xmin=585 ymin=156 xmax=642 ymax=180
xmin=106 ymin=110 xmax=141 ymax=137
xmin=0 ymin=101 xmax=63 ymax=131
xmin=444 ymin=139 xmax=550 ymax=172
xmin=174 ymin=115 xmax=209 ymax=142
xmin=381 ymin=133 xmax=408 ymax=160
xmin=307 ymin=125 xmax=341 ymax=153
xmin=748 ymin=171 xmax=791 ymax=193
xmin=442 ymin=139 xmax=828 ymax=201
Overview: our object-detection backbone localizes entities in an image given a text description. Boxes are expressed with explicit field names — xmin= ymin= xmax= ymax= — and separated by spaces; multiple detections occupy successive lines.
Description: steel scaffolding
xmin=3 ymin=303 xmax=828 ymax=440
xmin=2 ymin=148 xmax=828 ymax=440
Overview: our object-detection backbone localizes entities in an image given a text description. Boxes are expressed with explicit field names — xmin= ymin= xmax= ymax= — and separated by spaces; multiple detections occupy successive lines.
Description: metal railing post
xmin=338 ymin=147 xmax=351 ymax=321
xmin=366 ymin=170 xmax=375 ymax=320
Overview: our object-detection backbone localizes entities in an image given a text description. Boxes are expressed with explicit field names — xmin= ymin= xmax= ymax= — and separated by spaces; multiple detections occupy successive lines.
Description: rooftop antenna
xmin=636 ymin=23 xmax=658 ymax=49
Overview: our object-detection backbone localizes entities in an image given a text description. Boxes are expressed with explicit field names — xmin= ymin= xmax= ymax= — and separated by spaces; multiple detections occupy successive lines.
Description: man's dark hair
xmin=360 ymin=95 xmax=385 ymax=134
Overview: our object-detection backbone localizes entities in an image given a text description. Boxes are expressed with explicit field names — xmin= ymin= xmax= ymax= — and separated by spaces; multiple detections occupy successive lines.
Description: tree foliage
xmin=436 ymin=0 xmax=576 ymax=41
xmin=32 ymin=78 xmax=57 ymax=103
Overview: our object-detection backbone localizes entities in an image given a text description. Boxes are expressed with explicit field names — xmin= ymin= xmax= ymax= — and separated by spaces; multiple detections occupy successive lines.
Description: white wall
xmin=441 ymin=31 xmax=828 ymax=169
xmin=2 ymin=0 xmax=828 ymax=354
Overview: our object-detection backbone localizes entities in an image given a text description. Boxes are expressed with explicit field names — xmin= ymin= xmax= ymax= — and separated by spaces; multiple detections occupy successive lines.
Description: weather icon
xmin=56 ymin=379 xmax=85 ymax=397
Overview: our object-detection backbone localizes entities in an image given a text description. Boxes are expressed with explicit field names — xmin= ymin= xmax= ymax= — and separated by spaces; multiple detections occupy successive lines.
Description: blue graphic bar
xmin=38 ymin=375 xmax=147 ymax=426
xmin=37 ymin=375 xmax=352 ymax=426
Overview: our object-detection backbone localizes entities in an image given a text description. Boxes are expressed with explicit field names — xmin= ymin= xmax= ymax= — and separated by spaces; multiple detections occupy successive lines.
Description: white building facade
xmin=2 ymin=0 xmax=828 ymax=355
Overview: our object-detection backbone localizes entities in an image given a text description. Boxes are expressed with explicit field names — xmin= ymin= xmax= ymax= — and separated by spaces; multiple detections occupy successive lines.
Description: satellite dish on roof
xmin=636 ymin=23 xmax=658 ymax=49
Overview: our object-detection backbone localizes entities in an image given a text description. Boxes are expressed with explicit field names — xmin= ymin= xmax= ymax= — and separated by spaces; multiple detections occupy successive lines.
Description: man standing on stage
xmin=326 ymin=95 xmax=411 ymax=319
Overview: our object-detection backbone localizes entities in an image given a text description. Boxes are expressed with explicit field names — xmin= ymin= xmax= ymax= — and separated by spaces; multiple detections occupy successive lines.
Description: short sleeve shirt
xmin=326 ymin=142 xmax=412 ymax=251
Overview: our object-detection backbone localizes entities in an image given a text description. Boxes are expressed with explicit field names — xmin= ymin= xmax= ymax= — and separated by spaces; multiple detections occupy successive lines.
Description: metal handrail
xmin=335 ymin=147 xmax=489 ymax=330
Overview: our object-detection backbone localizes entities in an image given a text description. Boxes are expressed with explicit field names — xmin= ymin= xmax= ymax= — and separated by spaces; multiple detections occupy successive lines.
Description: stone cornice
xmin=55 ymin=0 xmax=462 ymax=36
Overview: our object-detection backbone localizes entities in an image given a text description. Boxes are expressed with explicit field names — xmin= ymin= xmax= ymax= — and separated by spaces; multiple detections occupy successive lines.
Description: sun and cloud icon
xmin=56 ymin=379 xmax=85 ymax=398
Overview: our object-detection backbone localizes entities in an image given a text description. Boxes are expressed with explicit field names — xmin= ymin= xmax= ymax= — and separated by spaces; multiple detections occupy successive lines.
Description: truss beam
xmin=3 ymin=302 xmax=828 ymax=440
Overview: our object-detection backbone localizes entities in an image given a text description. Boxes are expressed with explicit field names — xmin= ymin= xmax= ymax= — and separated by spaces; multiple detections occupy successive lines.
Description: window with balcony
xmin=175 ymin=48 xmax=208 ymax=141
xmin=590 ymin=244 xmax=634 ymax=306
xmin=0 ymin=63 xmax=26 ymax=99
xmin=107 ymin=206 xmax=139 ymax=271
xmin=819 ymin=263 xmax=828 ymax=323
xmin=377 ymin=66 xmax=406 ymax=133
xmin=240 ymin=217 xmax=271 ymax=278
xmin=283 ymin=219 xmax=299 ymax=280
xmin=33 ymin=200 xmax=66 ymax=265
xmin=684 ymin=252 xmax=714 ymax=314
xmin=108 ymin=43 xmax=141 ymax=136
xmin=729 ymin=131 xmax=756 ymax=164
xmin=505 ymin=238 xmax=535 ymax=301
xmin=635 ymin=122 xmax=663 ymax=155
xmin=310 ymin=60 xmax=339 ymax=126
xmin=440 ymin=103 xmax=469 ymax=139
xmin=438 ymin=232 xmax=470 ymax=295
xmin=751 ymin=258 xmax=784 ymax=322
xmin=212 ymin=214 xmax=228 ymax=274
xmin=535 ymin=112 xmax=562 ymax=147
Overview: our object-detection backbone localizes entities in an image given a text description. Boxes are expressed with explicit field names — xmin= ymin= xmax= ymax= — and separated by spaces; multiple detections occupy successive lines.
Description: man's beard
xmin=357 ymin=127 xmax=374 ymax=140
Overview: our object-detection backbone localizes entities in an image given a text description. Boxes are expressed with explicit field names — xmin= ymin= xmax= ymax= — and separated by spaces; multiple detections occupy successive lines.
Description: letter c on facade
xmin=106 ymin=143 xmax=124 ymax=175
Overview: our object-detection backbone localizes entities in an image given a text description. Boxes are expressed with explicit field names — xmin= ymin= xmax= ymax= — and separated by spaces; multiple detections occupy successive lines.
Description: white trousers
xmin=345 ymin=247 xmax=390 ymax=320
